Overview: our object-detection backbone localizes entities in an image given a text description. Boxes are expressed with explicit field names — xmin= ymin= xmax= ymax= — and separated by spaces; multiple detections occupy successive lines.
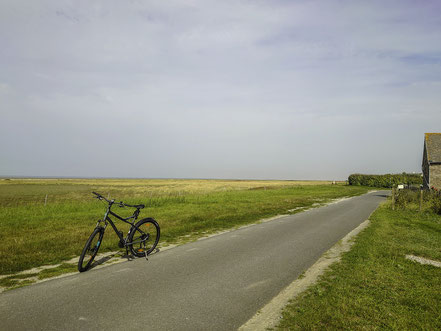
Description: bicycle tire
xmin=128 ymin=218 xmax=160 ymax=258
xmin=78 ymin=227 xmax=104 ymax=272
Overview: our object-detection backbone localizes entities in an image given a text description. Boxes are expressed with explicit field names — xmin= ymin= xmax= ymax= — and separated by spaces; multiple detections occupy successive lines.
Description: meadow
xmin=0 ymin=178 xmax=368 ymax=276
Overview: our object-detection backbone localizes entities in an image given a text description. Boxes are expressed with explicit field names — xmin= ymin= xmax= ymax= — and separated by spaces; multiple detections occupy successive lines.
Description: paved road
xmin=0 ymin=191 xmax=388 ymax=330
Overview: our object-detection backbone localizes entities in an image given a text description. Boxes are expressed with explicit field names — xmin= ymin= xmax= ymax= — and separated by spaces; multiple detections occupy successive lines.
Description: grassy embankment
xmin=276 ymin=196 xmax=441 ymax=330
xmin=0 ymin=178 xmax=368 ymax=277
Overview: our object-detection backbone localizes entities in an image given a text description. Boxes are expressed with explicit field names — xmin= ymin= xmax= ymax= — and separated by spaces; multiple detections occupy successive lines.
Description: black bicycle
xmin=78 ymin=192 xmax=160 ymax=272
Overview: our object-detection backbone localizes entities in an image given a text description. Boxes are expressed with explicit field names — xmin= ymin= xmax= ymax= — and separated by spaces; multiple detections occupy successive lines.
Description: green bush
xmin=348 ymin=173 xmax=422 ymax=188
xmin=394 ymin=189 xmax=441 ymax=215
xmin=395 ymin=189 xmax=419 ymax=209
xmin=428 ymin=191 xmax=441 ymax=215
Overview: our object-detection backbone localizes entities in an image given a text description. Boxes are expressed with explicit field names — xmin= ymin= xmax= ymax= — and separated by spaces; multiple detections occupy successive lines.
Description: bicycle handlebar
xmin=92 ymin=192 xmax=145 ymax=209
xmin=92 ymin=191 xmax=110 ymax=202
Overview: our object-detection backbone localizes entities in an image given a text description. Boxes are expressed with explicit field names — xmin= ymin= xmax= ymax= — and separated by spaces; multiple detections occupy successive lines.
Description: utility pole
xmin=391 ymin=187 xmax=395 ymax=211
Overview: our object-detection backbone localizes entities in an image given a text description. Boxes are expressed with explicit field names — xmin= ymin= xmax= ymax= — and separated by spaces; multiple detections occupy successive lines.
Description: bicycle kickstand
xmin=125 ymin=246 xmax=131 ymax=261
xmin=143 ymin=242 xmax=148 ymax=261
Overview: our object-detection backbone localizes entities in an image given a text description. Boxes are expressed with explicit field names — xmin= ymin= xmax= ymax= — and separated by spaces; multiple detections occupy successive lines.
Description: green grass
xmin=0 ymin=264 xmax=78 ymax=291
xmin=276 ymin=202 xmax=441 ymax=330
xmin=37 ymin=263 xmax=78 ymax=280
xmin=0 ymin=273 xmax=38 ymax=288
xmin=0 ymin=178 xmax=369 ymax=275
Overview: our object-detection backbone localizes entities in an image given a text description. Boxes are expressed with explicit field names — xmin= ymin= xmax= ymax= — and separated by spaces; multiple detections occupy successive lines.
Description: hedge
xmin=348 ymin=173 xmax=422 ymax=188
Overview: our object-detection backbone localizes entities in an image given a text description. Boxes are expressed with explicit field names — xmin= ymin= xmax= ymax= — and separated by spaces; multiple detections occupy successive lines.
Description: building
xmin=422 ymin=133 xmax=441 ymax=189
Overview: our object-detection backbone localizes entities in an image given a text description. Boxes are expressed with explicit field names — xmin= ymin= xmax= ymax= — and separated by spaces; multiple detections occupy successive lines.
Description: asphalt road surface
xmin=0 ymin=191 xmax=388 ymax=330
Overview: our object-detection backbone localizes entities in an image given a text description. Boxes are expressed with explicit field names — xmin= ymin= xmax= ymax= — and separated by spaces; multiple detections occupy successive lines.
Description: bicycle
xmin=78 ymin=192 xmax=160 ymax=272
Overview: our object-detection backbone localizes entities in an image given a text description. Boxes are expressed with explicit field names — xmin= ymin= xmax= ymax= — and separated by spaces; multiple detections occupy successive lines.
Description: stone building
xmin=422 ymin=133 xmax=441 ymax=189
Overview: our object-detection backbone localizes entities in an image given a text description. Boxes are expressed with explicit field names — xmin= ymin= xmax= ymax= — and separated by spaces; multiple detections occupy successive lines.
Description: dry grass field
xmin=0 ymin=178 xmax=339 ymax=205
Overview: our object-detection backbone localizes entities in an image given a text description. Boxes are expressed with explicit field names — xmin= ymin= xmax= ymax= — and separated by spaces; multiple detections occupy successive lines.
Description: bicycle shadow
xmin=89 ymin=248 xmax=161 ymax=270
xmin=121 ymin=247 xmax=161 ymax=260
xmin=149 ymin=247 xmax=161 ymax=255
xmin=89 ymin=254 xmax=118 ymax=269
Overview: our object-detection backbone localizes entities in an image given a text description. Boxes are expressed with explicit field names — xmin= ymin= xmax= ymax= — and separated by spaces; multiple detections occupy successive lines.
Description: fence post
xmin=419 ymin=189 xmax=423 ymax=212
xmin=44 ymin=194 xmax=48 ymax=206
xmin=391 ymin=187 xmax=395 ymax=211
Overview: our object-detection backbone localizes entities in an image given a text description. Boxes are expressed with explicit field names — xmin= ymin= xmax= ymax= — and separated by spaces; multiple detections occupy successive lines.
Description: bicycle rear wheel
xmin=128 ymin=218 xmax=160 ymax=257
xmin=78 ymin=227 xmax=104 ymax=272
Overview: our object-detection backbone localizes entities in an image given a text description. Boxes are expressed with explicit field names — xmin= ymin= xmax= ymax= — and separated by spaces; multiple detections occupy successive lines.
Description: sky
xmin=1 ymin=0 xmax=441 ymax=180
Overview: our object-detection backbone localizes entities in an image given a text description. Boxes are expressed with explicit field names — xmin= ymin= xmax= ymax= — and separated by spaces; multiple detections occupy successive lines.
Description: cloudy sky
xmin=1 ymin=0 xmax=440 ymax=180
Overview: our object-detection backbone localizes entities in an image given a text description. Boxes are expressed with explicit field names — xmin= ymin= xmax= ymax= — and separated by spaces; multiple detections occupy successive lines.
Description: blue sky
xmin=1 ymin=0 xmax=440 ymax=179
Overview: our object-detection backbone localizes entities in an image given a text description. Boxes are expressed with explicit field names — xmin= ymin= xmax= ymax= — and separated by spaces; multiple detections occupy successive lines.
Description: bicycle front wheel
xmin=78 ymin=227 xmax=104 ymax=272
xmin=128 ymin=218 xmax=160 ymax=257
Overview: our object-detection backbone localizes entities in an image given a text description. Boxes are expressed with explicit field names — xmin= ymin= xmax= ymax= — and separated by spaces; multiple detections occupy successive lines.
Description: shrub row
xmin=348 ymin=173 xmax=422 ymax=188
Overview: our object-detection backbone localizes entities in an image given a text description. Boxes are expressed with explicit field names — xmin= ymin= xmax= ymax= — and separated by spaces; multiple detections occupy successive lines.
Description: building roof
xmin=425 ymin=133 xmax=441 ymax=163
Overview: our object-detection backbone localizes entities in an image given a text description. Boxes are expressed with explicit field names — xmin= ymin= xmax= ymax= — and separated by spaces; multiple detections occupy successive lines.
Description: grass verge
xmin=37 ymin=263 xmax=78 ymax=280
xmin=0 ymin=273 xmax=38 ymax=288
xmin=275 ymin=202 xmax=441 ymax=330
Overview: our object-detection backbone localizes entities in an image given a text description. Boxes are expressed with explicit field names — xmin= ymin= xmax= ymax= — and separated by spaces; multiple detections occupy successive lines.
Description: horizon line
xmin=0 ymin=175 xmax=344 ymax=182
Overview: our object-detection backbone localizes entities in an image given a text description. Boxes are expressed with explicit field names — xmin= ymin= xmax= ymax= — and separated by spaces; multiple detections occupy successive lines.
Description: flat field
xmin=0 ymin=178 xmax=368 ymax=275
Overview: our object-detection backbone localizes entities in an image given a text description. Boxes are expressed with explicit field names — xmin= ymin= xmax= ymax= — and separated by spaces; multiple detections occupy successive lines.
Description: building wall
xmin=429 ymin=164 xmax=441 ymax=189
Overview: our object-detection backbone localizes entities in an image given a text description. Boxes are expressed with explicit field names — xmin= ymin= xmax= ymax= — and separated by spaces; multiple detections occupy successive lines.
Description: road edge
xmin=238 ymin=218 xmax=372 ymax=331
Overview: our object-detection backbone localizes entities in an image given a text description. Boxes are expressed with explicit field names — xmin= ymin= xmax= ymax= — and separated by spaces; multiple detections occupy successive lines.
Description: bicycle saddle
xmin=121 ymin=202 xmax=145 ymax=209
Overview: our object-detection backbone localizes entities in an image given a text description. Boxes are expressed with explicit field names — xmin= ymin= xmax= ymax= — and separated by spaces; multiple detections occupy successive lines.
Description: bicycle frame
xmin=97 ymin=201 xmax=144 ymax=246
